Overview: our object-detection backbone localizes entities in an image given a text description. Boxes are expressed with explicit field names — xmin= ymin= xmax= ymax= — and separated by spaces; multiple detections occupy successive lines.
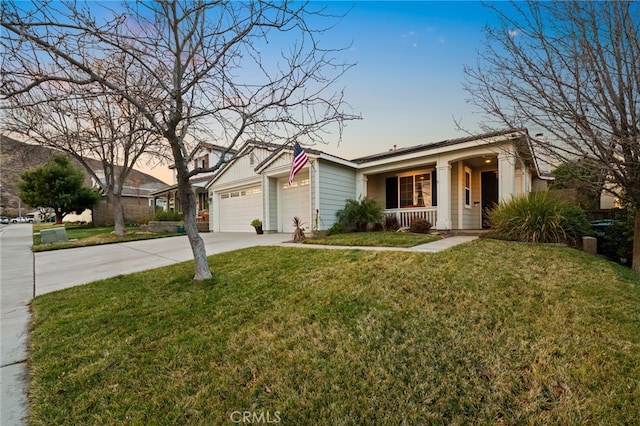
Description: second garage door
xmin=218 ymin=186 xmax=262 ymax=232
xmin=279 ymin=173 xmax=310 ymax=233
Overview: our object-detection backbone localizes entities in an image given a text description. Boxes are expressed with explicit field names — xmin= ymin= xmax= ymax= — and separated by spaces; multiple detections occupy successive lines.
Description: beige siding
xmin=463 ymin=167 xmax=481 ymax=229
xmin=365 ymin=174 xmax=388 ymax=205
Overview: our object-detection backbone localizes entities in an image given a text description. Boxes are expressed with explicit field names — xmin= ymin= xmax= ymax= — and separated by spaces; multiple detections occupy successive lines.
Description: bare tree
xmin=4 ymin=54 xmax=167 ymax=235
xmin=1 ymin=1 xmax=359 ymax=280
xmin=464 ymin=1 xmax=640 ymax=272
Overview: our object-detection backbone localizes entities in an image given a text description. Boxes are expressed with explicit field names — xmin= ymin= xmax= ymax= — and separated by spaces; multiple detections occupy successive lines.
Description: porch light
xmin=485 ymin=158 xmax=492 ymax=164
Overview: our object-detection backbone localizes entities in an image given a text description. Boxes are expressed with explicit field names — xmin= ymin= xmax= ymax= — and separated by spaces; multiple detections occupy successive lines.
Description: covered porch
xmin=357 ymin=146 xmax=528 ymax=231
xmin=150 ymin=176 xmax=211 ymax=232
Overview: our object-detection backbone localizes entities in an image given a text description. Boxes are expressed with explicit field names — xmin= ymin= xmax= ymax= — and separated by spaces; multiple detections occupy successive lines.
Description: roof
xmin=350 ymin=129 xmax=527 ymax=164
xmin=253 ymin=141 xmax=351 ymax=173
xmin=168 ymin=141 xmax=238 ymax=169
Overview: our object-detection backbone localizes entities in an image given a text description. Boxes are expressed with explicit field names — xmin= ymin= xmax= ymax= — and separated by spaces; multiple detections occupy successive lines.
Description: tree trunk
xmin=633 ymin=209 xmax=640 ymax=274
xmin=112 ymin=194 xmax=126 ymax=236
xmin=177 ymin=173 xmax=212 ymax=280
xmin=55 ymin=208 xmax=63 ymax=224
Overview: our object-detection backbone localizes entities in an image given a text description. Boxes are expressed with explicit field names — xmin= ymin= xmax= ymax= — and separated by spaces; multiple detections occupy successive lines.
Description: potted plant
xmin=251 ymin=218 xmax=263 ymax=234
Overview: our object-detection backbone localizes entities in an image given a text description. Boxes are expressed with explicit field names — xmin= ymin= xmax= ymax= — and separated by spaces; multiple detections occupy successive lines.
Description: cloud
xmin=508 ymin=29 xmax=519 ymax=38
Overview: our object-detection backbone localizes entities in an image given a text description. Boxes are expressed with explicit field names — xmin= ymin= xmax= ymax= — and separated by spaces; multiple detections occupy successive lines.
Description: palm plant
xmin=292 ymin=216 xmax=306 ymax=242
xmin=336 ymin=197 xmax=384 ymax=232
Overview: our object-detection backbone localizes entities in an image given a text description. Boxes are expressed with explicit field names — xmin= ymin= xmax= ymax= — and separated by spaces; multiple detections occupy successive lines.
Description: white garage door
xmin=280 ymin=173 xmax=310 ymax=233
xmin=219 ymin=186 xmax=262 ymax=232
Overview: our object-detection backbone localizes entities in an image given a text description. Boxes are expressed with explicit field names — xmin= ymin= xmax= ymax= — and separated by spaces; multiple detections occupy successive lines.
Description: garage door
xmin=218 ymin=186 xmax=262 ymax=232
xmin=280 ymin=172 xmax=310 ymax=233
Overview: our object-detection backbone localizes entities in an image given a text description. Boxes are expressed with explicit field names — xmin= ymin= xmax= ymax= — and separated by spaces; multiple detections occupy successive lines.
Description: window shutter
xmin=385 ymin=177 xmax=398 ymax=209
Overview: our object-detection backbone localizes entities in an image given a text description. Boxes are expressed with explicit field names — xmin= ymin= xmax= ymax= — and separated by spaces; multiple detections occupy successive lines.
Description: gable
xmin=210 ymin=146 xmax=273 ymax=187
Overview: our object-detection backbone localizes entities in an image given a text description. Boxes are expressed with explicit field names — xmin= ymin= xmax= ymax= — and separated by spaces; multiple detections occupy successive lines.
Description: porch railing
xmin=384 ymin=207 xmax=437 ymax=228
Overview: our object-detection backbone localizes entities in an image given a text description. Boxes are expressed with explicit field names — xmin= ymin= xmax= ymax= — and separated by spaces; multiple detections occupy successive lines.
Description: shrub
xmin=336 ymin=197 xmax=384 ymax=232
xmin=153 ymin=210 xmax=183 ymax=221
xmin=559 ymin=203 xmax=592 ymax=242
xmin=383 ymin=214 xmax=400 ymax=232
xmin=409 ymin=218 xmax=432 ymax=234
xmin=327 ymin=222 xmax=346 ymax=236
xmin=598 ymin=207 xmax=635 ymax=265
xmin=489 ymin=192 xmax=589 ymax=244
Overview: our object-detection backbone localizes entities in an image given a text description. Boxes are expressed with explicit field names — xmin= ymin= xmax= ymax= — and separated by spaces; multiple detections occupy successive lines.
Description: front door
xmin=481 ymin=170 xmax=498 ymax=228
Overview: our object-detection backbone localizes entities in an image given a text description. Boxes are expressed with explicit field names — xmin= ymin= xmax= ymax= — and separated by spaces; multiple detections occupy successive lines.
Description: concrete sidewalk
xmin=1 ymin=225 xmax=33 ymax=425
xmin=278 ymin=235 xmax=478 ymax=253
xmin=1 ymin=229 xmax=476 ymax=424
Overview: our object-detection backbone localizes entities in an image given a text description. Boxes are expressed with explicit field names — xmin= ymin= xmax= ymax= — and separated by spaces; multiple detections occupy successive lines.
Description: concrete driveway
xmin=35 ymin=232 xmax=289 ymax=295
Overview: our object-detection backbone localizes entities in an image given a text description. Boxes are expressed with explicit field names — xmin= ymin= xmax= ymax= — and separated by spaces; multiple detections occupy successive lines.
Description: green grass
xmin=29 ymin=240 xmax=640 ymax=424
xmin=32 ymin=224 xmax=180 ymax=252
xmin=304 ymin=231 xmax=441 ymax=247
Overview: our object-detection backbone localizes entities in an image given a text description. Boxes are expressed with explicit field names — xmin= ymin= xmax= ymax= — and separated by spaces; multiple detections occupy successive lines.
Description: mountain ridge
xmin=0 ymin=135 xmax=168 ymax=217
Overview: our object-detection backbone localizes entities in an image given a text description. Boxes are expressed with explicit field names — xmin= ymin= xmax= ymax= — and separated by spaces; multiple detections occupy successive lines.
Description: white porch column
xmin=498 ymin=149 xmax=516 ymax=202
xmin=436 ymin=158 xmax=452 ymax=230
xmin=355 ymin=171 xmax=367 ymax=199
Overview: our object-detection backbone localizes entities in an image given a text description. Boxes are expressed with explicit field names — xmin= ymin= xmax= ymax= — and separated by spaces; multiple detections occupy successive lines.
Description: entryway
xmin=481 ymin=170 xmax=498 ymax=229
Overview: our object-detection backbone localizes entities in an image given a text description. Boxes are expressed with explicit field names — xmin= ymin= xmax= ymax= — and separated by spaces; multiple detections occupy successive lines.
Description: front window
xmin=464 ymin=167 xmax=471 ymax=207
xmin=399 ymin=173 xmax=431 ymax=207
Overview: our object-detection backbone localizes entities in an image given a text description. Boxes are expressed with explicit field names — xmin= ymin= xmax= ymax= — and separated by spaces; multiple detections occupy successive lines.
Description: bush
xmin=559 ymin=203 xmax=592 ymax=241
xmin=598 ymin=207 xmax=635 ymax=265
xmin=335 ymin=197 xmax=384 ymax=232
xmin=327 ymin=222 xmax=346 ymax=236
xmin=153 ymin=210 xmax=183 ymax=221
xmin=409 ymin=218 xmax=432 ymax=234
xmin=489 ymin=192 xmax=589 ymax=244
xmin=384 ymin=215 xmax=400 ymax=232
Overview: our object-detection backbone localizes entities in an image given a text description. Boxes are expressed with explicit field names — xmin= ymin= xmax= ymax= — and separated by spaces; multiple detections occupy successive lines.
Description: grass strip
xmin=304 ymin=231 xmax=441 ymax=247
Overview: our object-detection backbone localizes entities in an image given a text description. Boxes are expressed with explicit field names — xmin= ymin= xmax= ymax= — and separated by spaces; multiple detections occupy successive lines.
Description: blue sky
xmin=311 ymin=1 xmax=500 ymax=160
xmin=137 ymin=1 xmax=504 ymax=182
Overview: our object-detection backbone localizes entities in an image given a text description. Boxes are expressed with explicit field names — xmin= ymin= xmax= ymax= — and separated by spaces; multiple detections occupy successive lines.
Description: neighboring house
xmin=151 ymin=142 xmax=237 ymax=220
xmin=71 ymin=170 xmax=169 ymax=225
xmin=206 ymin=129 xmax=552 ymax=233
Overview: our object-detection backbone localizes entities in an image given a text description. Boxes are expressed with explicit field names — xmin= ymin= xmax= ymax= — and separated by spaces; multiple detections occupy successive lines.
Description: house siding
xmin=213 ymin=147 xmax=271 ymax=187
xmin=464 ymin=167 xmax=481 ymax=229
xmin=266 ymin=177 xmax=278 ymax=232
xmin=318 ymin=160 xmax=357 ymax=230
xmin=365 ymin=173 xmax=389 ymax=206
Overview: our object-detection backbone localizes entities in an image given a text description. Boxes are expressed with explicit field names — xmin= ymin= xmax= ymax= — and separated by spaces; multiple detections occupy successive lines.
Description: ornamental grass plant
xmin=489 ymin=192 xmax=591 ymax=244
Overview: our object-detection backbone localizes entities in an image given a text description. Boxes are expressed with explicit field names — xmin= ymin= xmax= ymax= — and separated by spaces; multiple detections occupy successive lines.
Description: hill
xmin=0 ymin=135 xmax=168 ymax=217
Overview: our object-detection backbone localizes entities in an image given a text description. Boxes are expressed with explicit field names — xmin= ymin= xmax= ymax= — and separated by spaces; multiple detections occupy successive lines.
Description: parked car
xmin=43 ymin=215 xmax=56 ymax=222
xmin=11 ymin=216 xmax=34 ymax=223
xmin=0 ymin=216 xmax=9 ymax=224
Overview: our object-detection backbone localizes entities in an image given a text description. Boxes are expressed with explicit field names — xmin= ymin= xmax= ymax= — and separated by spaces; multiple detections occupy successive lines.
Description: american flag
xmin=288 ymin=142 xmax=308 ymax=184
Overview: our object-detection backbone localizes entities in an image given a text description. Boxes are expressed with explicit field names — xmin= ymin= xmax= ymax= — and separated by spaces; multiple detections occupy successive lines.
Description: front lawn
xmin=29 ymin=240 xmax=640 ymax=424
xmin=32 ymin=223 xmax=181 ymax=252
xmin=304 ymin=231 xmax=441 ymax=247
